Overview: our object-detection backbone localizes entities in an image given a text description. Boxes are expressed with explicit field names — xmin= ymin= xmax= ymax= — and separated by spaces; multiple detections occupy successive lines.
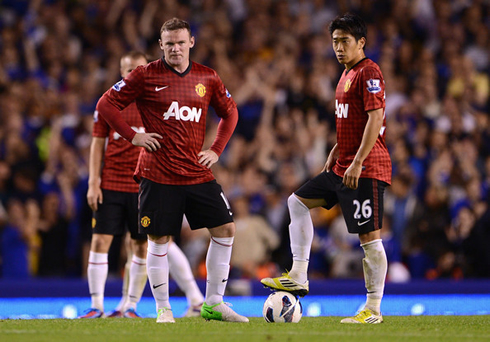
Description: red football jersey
xmin=332 ymin=58 xmax=392 ymax=184
xmin=92 ymin=102 xmax=144 ymax=193
xmin=102 ymin=59 xmax=237 ymax=185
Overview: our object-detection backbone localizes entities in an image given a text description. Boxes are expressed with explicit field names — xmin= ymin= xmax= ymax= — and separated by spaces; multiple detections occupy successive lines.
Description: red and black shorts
xmin=295 ymin=171 xmax=388 ymax=234
xmin=138 ymin=178 xmax=233 ymax=236
xmin=93 ymin=189 xmax=147 ymax=241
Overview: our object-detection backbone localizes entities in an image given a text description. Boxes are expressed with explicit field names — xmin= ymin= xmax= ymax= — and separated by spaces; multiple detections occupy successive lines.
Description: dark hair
xmin=328 ymin=13 xmax=367 ymax=42
xmin=121 ymin=51 xmax=147 ymax=62
xmin=160 ymin=17 xmax=191 ymax=36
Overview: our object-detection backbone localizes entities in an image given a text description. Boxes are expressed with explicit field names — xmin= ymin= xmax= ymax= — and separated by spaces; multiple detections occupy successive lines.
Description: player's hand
xmin=131 ymin=132 xmax=163 ymax=152
xmin=343 ymin=162 xmax=363 ymax=189
xmin=198 ymin=149 xmax=219 ymax=168
xmin=87 ymin=185 xmax=103 ymax=211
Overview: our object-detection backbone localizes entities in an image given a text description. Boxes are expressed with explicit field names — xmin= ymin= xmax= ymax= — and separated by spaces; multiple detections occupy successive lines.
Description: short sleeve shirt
xmin=333 ymin=58 xmax=392 ymax=184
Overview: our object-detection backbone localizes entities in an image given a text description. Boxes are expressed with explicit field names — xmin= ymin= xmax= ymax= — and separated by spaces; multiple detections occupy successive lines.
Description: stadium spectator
xmin=229 ymin=195 xmax=280 ymax=279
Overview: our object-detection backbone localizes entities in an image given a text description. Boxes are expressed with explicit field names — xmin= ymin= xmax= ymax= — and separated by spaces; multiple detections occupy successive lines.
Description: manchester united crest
xmin=195 ymin=83 xmax=206 ymax=97
xmin=344 ymin=79 xmax=351 ymax=92
xmin=141 ymin=216 xmax=151 ymax=228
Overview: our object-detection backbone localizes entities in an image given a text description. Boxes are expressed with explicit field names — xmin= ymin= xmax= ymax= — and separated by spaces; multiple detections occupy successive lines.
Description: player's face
xmin=159 ymin=29 xmax=195 ymax=72
xmin=120 ymin=56 xmax=148 ymax=78
xmin=332 ymin=29 xmax=366 ymax=69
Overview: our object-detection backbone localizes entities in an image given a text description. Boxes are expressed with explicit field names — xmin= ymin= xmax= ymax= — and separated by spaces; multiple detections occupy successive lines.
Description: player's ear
xmin=358 ymin=37 xmax=366 ymax=50
xmin=159 ymin=39 xmax=164 ymax=50
xmin=189 ymin=36 xmax=195 ymax=48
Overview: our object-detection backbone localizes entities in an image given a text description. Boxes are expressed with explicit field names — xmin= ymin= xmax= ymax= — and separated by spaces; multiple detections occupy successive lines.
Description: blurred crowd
xmin=0 ymin=0 xmax=489 ymax=283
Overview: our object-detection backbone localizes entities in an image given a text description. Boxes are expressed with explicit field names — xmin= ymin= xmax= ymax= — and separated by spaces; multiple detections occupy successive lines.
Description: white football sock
xmin=115 ymin=255 xmax=131 ymax=312
xmin=125 ymin=255 xmax=148 ymax=311
xmin=87 ymin=251 xmax=108 ymax=311
xmin=205 ymin=236 xmax=233 ymax=305
xmin=361 ymin=239 xmax=387 ymax=315
xmin=168 ymin=242 xmax=204 ymax=306
xmin=288 ymin=194 xmax=313 ymax=284
xmin=147 ymin=240 xmax=170 ymax=311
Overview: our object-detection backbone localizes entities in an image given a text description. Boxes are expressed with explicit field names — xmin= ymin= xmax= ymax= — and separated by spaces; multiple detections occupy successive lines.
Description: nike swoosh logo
xmin=155 ymin=86 xmax=169 ymax=91
xmin=152 ymin=282 xmax=166 ymax=289
xmin=358 ymin=220 xmax=371 ymax=226
xmin=202 ymin=307 xmax=213 ymax=314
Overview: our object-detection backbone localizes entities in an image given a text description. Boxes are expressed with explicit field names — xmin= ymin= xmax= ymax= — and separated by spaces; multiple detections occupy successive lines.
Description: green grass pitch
xmin=1 ymin=316 xmax=489 ymax=342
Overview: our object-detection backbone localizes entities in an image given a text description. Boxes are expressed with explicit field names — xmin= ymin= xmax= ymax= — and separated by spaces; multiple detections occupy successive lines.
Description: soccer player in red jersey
xmin=95 ymin=18 xmax=248 ymax=323
xmin=261 ymin=13 xmax=391 ymax=324
xmin=80 ymin=51 xmax=204 ymax=319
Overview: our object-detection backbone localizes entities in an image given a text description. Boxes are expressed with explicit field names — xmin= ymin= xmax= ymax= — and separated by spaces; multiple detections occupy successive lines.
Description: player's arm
xmin=323 ymin=143 xmax=339 ymax=172
xmin=96 ymin=94 xmax=162 ymax=152
xmin=87 ymin=137 xmax=105 ymax=211
xmin=343 ymin=108 xmax=384 ymax=189
xmin=200 ymin=76 xmax=239 ymax=168
xmin=199 ymin=106 xmax=238 ymax=168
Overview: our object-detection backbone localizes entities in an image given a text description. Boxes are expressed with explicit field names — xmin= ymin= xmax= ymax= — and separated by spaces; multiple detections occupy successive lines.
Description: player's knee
xmin=91 ymin=234 xmax=112 ymax=253
xmin=131 ymin=239 xmax=148 ymax=257
xmin=287 ymin=194 xmax=308 ymax=212
xmin=209 ymin=222 xmax=235 ymax=237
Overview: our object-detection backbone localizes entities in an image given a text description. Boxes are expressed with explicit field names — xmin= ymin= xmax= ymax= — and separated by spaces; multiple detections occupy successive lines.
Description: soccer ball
xmin=262 ymin=291 xmax=302 ymax=323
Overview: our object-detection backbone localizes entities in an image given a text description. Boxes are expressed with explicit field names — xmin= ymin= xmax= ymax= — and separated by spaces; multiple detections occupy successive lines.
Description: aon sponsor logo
xmin=335 ymin=100 xmax=349 ymax=118
xmin=163 ymin=101 xmax=202 ymax=122
xmin=113 ymin=126 xmax=145 ymax=140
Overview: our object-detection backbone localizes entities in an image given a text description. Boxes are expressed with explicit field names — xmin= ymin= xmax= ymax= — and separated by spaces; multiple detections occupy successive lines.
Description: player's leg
xmin=338 ymin=178 xmax=388 ymax=324
xmin=185 ymin=181 xmax=248 ymax=322
xmin=201 ymin=222 xmax=247 ymax=322
xmin=108 ymin=233 xmax=131 ymax=317
xmin=81 ymin=190 xmax=127 ymax=318
xmin=123 ymin=238 xmax=148 ymax=317
xmin=122 ymin=192 xmax=148 ymax=318
xmin=80 ymin=233 xmax=113 ymax=318
xmin=167 ymin=240 xmax=204 ymax=317
xmin=138 ymin=178 xmax=185 ymax=323
xmin=340 ymin=231 xmax=386 ymax=324
xmin=146 ymin=234 xmax=173 ymax=323
xmin=358 ymin=230 xmax=386 ymax=321
xmin=261 ymin=172 xmax=339 ymax=296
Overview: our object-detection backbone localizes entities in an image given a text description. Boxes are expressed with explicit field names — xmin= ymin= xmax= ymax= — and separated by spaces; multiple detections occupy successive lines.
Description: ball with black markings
xmin=262 ymin=291 xmax=302 ymax=323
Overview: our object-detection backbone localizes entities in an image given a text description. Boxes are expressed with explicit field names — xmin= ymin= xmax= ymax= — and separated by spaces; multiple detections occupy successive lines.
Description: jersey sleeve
xmin=209 ymin=71 xmax=237 ymax=119
xmin=360 ymin=66 xmax=385 ymax=112
xmin=208 ymin=72 xmax=238 ymax=155
xmin=105 ymin=66 xmax=146 ymax=110
xmin=95 ymin=66 xmax=146 ymax=142
xmin=92 ymin=109 xmax=110 ymax=138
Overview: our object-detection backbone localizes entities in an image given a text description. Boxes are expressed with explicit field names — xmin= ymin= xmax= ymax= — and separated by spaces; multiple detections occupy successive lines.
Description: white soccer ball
xmin=262 ymin=291 xmax=302 ymax=323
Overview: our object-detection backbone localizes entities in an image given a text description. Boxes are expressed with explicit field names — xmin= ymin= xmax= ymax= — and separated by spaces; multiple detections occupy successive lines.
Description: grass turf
xmin=1 ymin=316 xmax=489 ymax=342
